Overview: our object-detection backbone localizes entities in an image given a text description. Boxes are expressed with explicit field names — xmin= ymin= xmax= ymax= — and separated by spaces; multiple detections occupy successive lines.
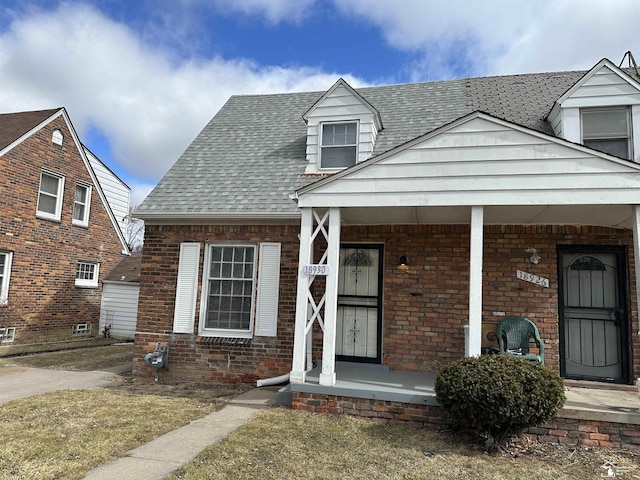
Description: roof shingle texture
xmin=0 ymin=108 xmax=61 ymax=151
xmin=137 ymin=70 xmax=589 ymax=217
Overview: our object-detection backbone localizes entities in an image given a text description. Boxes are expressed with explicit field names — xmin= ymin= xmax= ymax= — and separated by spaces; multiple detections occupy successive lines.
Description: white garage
xmin=99 ymin=252 xmax=141 ymax=339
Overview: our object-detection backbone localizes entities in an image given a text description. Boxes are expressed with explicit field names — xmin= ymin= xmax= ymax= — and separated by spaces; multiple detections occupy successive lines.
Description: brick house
xmin=135 ymin=58 xmax=640 ymax=395
xmin=0 ymin=108 xmax=130 ymax=344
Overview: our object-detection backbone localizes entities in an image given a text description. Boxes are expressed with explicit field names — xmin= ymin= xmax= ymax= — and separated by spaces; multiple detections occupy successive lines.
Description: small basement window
xmin=582 ymin=107 xmax=632 ymax=160
xmin=72 ymin=323 xmax=92 ymax=336
xmin=320 ymin=122 xmax=357 ymax=169
xmin=0 ymin=327 xmax=16 ymax=343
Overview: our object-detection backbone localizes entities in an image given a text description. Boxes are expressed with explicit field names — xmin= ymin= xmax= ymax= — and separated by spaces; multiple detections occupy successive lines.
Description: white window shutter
xmin=255 ymin=242 xmax=281 ymax=337
xmin=173 ymin=242 xmax=200 ymax=334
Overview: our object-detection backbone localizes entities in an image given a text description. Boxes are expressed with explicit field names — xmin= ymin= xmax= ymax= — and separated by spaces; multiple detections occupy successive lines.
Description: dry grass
xmin=169 ymin=408 xmax=640 ymax=480
xmin=0 ymin=385 xmax=245 ymax=480
xmin=0 ymin=344 xmax=133 ymax=371
xmin=0 ymin=338 xmax=122 ymax=358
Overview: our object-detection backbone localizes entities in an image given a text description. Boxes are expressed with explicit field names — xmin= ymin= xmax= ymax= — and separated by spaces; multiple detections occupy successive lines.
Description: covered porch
xmin=289 ymin=113 xmax=640 ymax=390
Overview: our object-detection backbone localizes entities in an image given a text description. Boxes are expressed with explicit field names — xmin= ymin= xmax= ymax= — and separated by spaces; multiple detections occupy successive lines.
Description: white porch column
xmin=467 ymin=206 xmax=484 ymax=357
xmin=290 ymin=208 xmax=313 ymax=383
xmin=632 ymin=205 xmax=640 ymax=335
xmin=319 ymin=207 xmax=341 ymax=386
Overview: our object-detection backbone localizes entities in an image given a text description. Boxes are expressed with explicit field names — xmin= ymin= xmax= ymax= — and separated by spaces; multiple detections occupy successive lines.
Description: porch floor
xmin=286 ymin=362 xmax=640 ymax=425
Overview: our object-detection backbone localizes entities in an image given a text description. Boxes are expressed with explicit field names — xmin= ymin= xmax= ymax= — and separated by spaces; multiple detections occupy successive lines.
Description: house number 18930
xmin=303 ymin=264 xmax=331 ymax=276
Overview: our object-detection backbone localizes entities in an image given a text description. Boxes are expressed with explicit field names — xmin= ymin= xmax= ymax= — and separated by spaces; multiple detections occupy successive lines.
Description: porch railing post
xmin=290 ymin=207 xmax=313 ymax=383
xmin=319 ymin=207 xmax=341 ymax=386
xmin=467 ymin=205 xmax=484 ymax=357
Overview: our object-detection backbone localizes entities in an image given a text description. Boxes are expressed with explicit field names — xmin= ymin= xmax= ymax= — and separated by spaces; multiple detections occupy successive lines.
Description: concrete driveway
xmin=0 ymin=364 xmax=130 ymax=405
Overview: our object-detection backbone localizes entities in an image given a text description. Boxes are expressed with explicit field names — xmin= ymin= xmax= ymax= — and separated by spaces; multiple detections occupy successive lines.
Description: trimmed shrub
xmin=435 ymin=354 xmax=565 ymax=447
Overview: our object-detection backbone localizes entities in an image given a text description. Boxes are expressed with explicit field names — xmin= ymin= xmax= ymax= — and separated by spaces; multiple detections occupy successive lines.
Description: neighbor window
xmin=582 ymin=107 xmax=632 ymax=160
xmin=37 ymin=171 xmax=65 ymax=221
xmin=72 ymin=183 xmax=91 ymax=227
xmin=201 ymin=245 xmax=255 ymax=335
xmin=75 ymin=261 xmax=99 ymax=287
xmin=0 ymin=251 xmax=13 ymax=304
xmin=320 ymin=122 xmax=358 ymax=169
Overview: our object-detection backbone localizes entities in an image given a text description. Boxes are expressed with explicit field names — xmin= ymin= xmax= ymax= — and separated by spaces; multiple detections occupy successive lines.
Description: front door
xmin=336 ymin=244 xmax=383 ymax=363
xmin=559 ymin=247 xmax=628 ymax=383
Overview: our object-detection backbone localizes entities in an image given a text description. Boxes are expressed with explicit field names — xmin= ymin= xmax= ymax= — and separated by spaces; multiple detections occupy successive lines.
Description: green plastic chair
xmin=496 ymin=316 xmax=544 ymax=364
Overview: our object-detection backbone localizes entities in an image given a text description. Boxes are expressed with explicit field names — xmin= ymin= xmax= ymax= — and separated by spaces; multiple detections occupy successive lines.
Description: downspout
xmin=256 ymin=373 xmax=290 ymax=387
xmin=257 ymin=323 xmax=314 ymax=387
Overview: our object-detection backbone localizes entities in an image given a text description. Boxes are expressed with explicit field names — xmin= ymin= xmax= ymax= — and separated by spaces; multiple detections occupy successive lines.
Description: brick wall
xmin=134 ymin=224 xmax=300 ymax=383
xmin=292 ymin=392 xmax=640 ymax=450
xmin=341 ymin=224 xmax=639 ymax=381
xmin=0 ymin=115 xmax=125 ymax=343
xmin=136 ymin=222 xmax=639 ymax=384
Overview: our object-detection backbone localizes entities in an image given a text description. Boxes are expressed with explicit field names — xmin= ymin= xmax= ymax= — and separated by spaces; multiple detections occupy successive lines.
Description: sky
xmin=0 ymin=0 xmax=639 ymax=206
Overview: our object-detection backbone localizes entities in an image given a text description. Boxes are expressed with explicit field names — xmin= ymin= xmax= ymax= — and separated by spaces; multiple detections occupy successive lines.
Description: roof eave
xmin=137 ymin=210 xmax=301 ymax=224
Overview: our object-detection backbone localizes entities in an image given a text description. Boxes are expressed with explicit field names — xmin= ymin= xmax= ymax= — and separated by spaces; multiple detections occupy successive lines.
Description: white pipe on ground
xmin=256 ymin=373 xmax=290 ymax=388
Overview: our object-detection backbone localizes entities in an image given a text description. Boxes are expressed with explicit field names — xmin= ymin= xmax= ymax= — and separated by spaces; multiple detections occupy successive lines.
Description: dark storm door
xmin=559 ymin=247 xmax=628 ymax=383
xmin=336 ymin=245 xmax=383 ymax=363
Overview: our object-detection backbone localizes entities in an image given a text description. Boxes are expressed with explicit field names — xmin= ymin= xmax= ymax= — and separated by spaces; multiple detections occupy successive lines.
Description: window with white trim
xmin=320 ymin=122 xmax=358 ymax=169
xmin=0 ymin=251 xmax=13 ymax=305
xmin=72 ymin=183 xmax=91 ymax=227
xmin=37 ymin=171 xmax=65 ymax=221
xmin=200 ymin=245 xmax=256 ymax=336
xmin=75 ymin=261 xmax=99 ymax=287
xmin=582 ymin=107 xmax=632 ymax=160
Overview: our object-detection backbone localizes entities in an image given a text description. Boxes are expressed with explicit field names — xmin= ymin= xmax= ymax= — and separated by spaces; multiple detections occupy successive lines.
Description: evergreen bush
xmin=435 ymin=354 xmax=565 ymax=448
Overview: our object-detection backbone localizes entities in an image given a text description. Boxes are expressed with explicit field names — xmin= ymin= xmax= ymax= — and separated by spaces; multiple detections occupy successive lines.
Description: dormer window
xmin=581 ymin=107 xmax=632 ymax=160
xmin=320 ymin=122 xmax=358 ymax=169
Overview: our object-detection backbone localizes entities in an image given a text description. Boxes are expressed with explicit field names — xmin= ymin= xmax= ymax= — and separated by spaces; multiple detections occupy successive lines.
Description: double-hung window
xmin=75 ymin=261 xmax=99 ymax=288
xmin=37 ymin=171 xmax=65 ymax=221
xmin=0 ymin=252 xmax=13 ymax=304
xmin=320 ymin=122 xmax=358 ymax=169
xmin=581 ymin=107 xmax=632 ymax=160
xmin=72 ymin=183 xmax=91 ymax=227
xmin=201 ymin=245 xmax=255 ymax=336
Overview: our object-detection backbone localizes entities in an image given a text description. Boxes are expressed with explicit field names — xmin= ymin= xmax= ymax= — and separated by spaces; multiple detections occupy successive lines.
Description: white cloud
xmin=206 ymin=0 xmax=317 ymax=24
xmin=0 ymin=2 xmax=364 ymax=205
xmin=332 ymin=0 xmax=640 ymax=78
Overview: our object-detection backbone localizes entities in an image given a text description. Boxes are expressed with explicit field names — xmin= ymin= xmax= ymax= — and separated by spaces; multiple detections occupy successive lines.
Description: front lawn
xmin=169 ymin=408 xmax=639 ymax=480
xmin=0 ymin=387 xmax=239 ymax=480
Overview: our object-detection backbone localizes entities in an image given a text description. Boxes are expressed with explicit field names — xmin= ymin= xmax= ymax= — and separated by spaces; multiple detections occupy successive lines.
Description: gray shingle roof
xmin=137 ymin=70 xmax=589 ymax=219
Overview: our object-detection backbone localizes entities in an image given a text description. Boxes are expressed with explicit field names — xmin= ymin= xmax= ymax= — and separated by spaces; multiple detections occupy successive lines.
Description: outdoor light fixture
xmin=399 ymin=255 xmax=409 ymax=266
xmin=526 ymin=248 xmax=541 ymax=265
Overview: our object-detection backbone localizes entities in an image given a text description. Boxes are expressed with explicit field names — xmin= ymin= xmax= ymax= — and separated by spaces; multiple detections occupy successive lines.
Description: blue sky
xmin=1 ymin=0 xmax=638 ymax=204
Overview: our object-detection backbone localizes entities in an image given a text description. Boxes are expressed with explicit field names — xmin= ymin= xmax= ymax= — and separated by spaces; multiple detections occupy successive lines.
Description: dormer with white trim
xmin=303 ymin=78 xmax=382 ymax=174
xmin=548 ymin=58 xmax=640 ymax=163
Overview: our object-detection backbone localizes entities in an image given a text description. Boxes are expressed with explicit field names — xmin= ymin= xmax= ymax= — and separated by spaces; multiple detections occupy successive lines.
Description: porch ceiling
xmin=339 ymin=204 xmax=634 ymax=229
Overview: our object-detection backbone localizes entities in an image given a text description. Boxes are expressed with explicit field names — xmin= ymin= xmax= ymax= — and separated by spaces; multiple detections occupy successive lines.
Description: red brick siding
xmin=134 ymin=224 xmax=300 ymax=383
xmin=136 ymin=223 xmax=639 ymax=384
xmin=292 ymin=392 xmax=640 ymax=450
xmin=0 ymin=116 xmax=124 ymax=343
xmin=341 ymin=224 xmax=639 ymax=381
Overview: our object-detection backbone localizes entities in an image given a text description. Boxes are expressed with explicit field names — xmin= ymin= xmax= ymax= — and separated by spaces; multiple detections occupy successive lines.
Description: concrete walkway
xmin=83 ymin=387 xmax=277 ymax=480
xmin=0 ymin=364 xmax=129 ymax=404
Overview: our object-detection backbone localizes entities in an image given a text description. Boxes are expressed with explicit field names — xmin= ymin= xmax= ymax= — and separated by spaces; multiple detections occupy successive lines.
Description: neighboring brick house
xmin=0 ymin=108 xmax=130 ymax=344
xmin=135 ymin=58 xmax=640 ymax=393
